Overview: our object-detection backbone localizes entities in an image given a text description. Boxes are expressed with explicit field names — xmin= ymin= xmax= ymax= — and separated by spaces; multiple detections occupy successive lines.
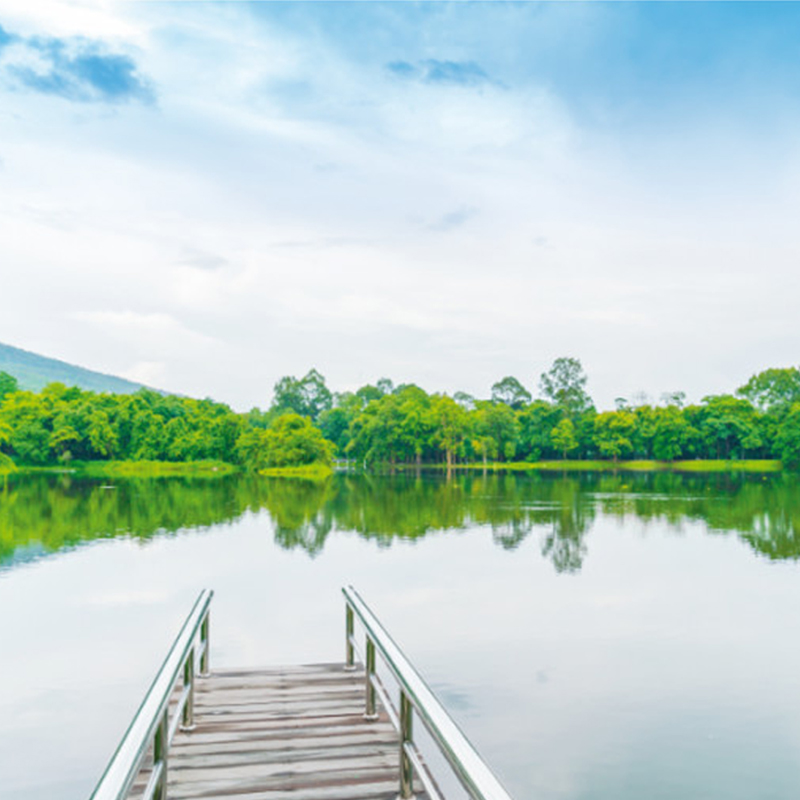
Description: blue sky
xmin=1 ymin=2 xmax=799 ymax=410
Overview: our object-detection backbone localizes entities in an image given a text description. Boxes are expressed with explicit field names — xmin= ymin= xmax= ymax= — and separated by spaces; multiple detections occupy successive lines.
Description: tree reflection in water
xmin=2 ymin=470 xmax=800 ymax=571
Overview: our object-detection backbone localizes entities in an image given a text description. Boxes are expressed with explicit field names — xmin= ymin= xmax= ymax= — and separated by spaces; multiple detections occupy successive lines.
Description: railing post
xmin=153 ymin=709 xmax=169 ymax=800
xmin=399 ymin=689 xmax=414 ymax=800
xmin=345 ymin=603 xmax=356 ymax=670
xmin=181 ymin=647 xmax=195 ymax=731
xmin=199 ymin=613 xmax=210 ymax=677
xmin=365 ymin=636 xmax=378 ymax=720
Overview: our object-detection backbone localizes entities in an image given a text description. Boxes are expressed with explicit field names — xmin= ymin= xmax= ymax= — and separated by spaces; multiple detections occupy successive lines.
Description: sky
xmin=1 ymin=2 xmax=800 ymax=412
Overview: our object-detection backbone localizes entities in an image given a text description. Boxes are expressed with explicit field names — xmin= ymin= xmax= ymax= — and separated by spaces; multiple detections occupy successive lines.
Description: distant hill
xmin=0 ymin=342 xmax=150 ymax=394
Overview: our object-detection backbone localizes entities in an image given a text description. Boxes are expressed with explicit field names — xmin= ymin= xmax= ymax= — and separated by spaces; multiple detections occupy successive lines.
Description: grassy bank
xmin=5 ymin=459 xmax=334 ymax=480
xmin=15 ymin=459 xmax=239 ymax=478
xmin=0 ymin=453 xmax=17 ymax=475
xmin=453 ymin=459 xmax=783 ymax=473
xmin=259 ymin=463 xmax=333 ymax=480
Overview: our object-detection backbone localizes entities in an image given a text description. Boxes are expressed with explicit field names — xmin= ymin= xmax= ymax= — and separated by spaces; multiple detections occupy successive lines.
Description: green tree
xmin=0 ymin=418 xmax=11 ymax=449
xmin=473 ymin=401 xmax=519 ymax=462
xmin=491 ymin=376 xmax=531 ymax=410
xmin=318 ymin=406 xmax=351 ymax=456
xmin=355 ymin=384 xmax=383 ymax=405
xmin=454 ymin=391 xmax=476 ymax=411
xmin=429 ymin=394 xmax=469 ymax=468
xmin=88 ymin=409 xmax=118 ymax=458
xmin=550 ymin=418 xmax=578 ymax=459
xmin=376 ymin=377 xmax=394 ymax=396
xmin=738 ymin=367 xmax=800 ymax=413
xmin=776 ymin=404 xmax=800 ymax=470
xmin=695 ymin=395 xmax=764 ymax=459
xmin=396 ymin=386 xmax=434 ymax=465
xmin=0 ymin=371 xmax=19 ymax=401
xmin=650 ymin=405 xmax=689 ymax=461
xmin=271 ymin=369 xmax=332 ymax=421
xmin=12 ymin=421 xmax=50 ymax=464
xmin=518 ymin=400 xmax=561 ymax=460
xmin=593 ymin=410 xmax=636 ymax=461
xmin=271 ymin=375 xmax=304 ymax=416
xmin=345 ymin=387 xmax=434 ymax=466
xmin=539 ymin=357 xmax=593 ymax=416
xmin=49 ymin=424 xmax=81 ymax=461
xmin=0 ymin=391 xmax=51 ymax=464
xmin=240 ymin=414 xmax=334 ymax=470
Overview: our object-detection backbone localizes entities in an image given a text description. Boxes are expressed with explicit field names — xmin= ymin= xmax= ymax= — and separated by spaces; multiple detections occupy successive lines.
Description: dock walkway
xmin=93 ymin=588 xmax=512 ymax=800
xmin=165 ymin=663 xmax=422 ymax=800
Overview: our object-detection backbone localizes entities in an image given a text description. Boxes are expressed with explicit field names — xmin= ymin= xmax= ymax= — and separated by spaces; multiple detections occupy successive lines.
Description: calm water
xmin=3 ymin=470 xmax=800 ymax=800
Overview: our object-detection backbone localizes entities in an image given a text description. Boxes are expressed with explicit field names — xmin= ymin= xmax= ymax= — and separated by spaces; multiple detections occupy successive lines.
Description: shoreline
xmin=1 ymin=458 xmax=785 ymax=479
xmin=435 ymin=459 xmax=782 ymax=473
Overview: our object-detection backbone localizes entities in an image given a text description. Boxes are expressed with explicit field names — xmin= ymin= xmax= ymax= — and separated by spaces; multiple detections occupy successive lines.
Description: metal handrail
xmin=90 ymin=589 xmax=213 ymax=800
xmin=343 ymin=585 xmax=513 ymax=800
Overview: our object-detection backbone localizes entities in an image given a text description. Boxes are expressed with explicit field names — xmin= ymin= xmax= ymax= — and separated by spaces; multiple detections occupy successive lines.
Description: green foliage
xmin=429 ymin=394 xmax=469 ymax=467
xmin=6 ymin=357 xmax=800 ymax=473
xmin=692 ymin=395 xmax=764 ymax=459
xmin=539 ymin=357 xmax=593 ymax=416
xmin=776 ymin=404 xmax=800 ymax=471
xmin=240 ymin=414 xmax=334 ymax=470
xmin=271 ymin=368 xmax=333 ymax=422
xmin=738 ymin=367 xmax=800 ymax=412
xmin=0 ymin=371 xmax=18 ymax=400
xmin=491 ymin=376 xmax=531 ymax=410
xmin=318 ymin=405 xmax=352 ymax=454
xmin=517 ymin=401 xmax=561 ymax=460
xmin=454 ymin=391 xmax=476 ymax=411
xmin=652 ymin=406 xmax=689 ymax=460
xmin=0 ymin=383 xmax=326 ymax=470
xmin=593 ymin=410 xmax=636 ymax=461
xmin=12 ymin=421 xmax=50 ymax=465
xmin=473 ymin=400 xmax=519 ymax=462
xmin=344 ymin=386 xmax=428 ymax=465
xmin=550 ymin=418 xmax=578 ymax=459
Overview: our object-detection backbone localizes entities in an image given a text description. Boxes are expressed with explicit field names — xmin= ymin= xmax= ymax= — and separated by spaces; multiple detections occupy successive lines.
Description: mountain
xmin=0 ymin=342 xmax=150 ymax=394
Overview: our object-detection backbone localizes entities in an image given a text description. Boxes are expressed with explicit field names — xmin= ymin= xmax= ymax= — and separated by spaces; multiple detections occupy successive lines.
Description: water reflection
xmin=2 ymin=470 xmax=800 ymax=572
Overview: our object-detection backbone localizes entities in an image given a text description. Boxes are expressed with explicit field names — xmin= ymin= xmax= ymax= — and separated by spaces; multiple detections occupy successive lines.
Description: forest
xmin=2 ymin=358 xmax=800 ymax=471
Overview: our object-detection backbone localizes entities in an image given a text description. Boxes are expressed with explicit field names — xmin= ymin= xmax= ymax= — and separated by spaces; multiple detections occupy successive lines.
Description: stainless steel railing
xmin=90 ymin=589 xmax=212 ymax=800
xmin=343 ymin=585 xmax=513 ymax=800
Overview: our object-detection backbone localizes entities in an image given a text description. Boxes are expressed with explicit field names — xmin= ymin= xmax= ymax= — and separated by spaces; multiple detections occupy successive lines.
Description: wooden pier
xmin=165 ymin=663 xmax=423 ymax=800
xmin=93 ymin=588 xmax=512 ymax=800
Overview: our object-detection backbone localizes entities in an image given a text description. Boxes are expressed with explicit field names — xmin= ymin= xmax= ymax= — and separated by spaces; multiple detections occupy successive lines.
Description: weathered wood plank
xmin=196 ymin=683 xmax=364 ymax=701
xmin=168 ymin=778 xmax=401 ymax=800
xmin=159 ymin=664 xmax=427 ymax=800
xmin=172 ymin=731 xmax=398 ymax=756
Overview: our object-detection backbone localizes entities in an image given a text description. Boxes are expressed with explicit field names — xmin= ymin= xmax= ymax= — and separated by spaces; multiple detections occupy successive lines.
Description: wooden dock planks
xmin=163 ymin=662 xmax=422 ymax=800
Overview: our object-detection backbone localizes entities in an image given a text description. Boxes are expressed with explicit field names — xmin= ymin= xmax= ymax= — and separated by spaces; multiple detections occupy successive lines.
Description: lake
xmin=3 ymin=469 xmax=800 ymax=800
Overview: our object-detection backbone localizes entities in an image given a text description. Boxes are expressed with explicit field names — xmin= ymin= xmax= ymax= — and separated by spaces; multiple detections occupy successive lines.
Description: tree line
xmin=277 ymin=360 xmax=800 ymax=469
xmin=0 ymin=376 xmax=331 ymax=470
xmin=2 ymin=358 xmax=800 ymax=469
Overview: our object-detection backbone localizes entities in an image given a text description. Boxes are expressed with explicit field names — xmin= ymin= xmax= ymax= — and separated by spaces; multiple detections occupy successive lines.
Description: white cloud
xmin=0 ymin=0 xmax=145 ymax=40
xmin=0 ymin=3 xmax=798 ymax=410
xmin=71 ymin=310 xmax=216 ymax=348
